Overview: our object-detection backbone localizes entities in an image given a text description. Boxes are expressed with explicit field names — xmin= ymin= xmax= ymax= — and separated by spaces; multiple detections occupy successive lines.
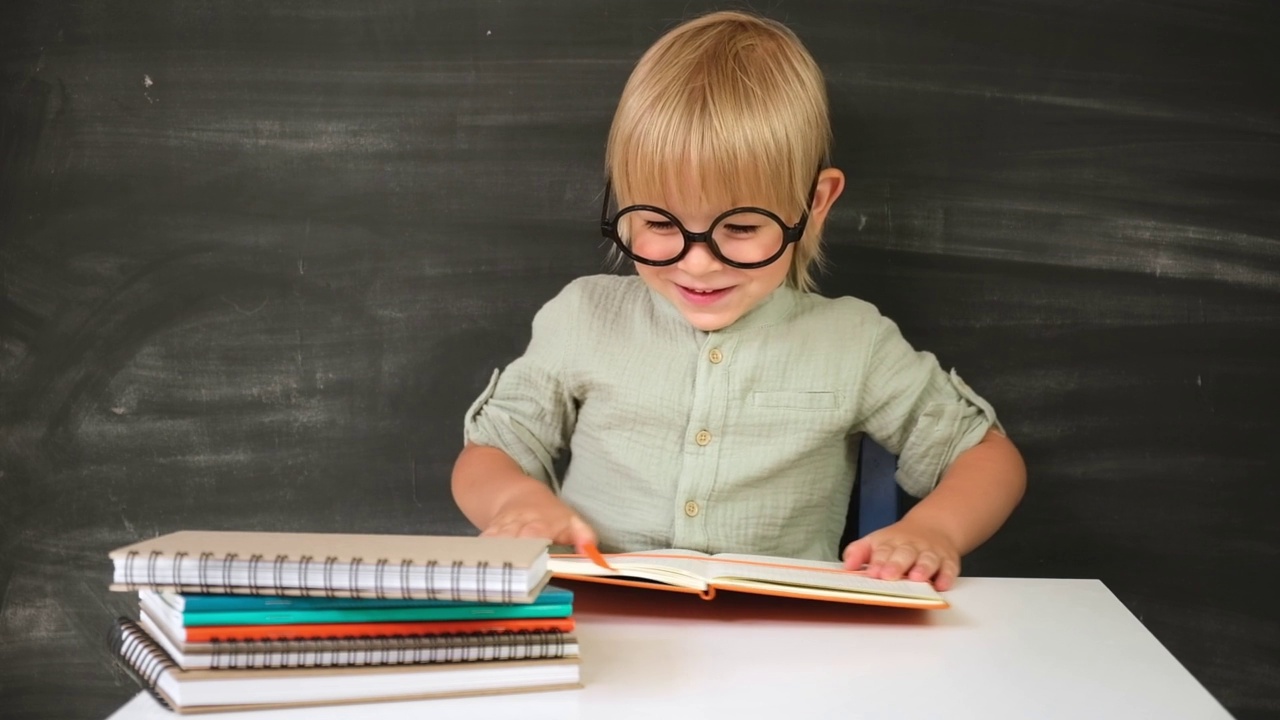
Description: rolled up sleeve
xmin=857 ymin=316 xmax=1003 ymax=498
xmin=463 ymin=286 xmax=580 ymax=489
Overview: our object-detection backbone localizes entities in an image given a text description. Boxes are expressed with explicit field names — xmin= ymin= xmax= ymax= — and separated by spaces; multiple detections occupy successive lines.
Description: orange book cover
xmin=176 ymin=617 xmax=575 ymax=643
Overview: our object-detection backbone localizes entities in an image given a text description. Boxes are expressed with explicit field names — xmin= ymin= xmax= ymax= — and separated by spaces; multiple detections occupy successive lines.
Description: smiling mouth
xmin=676 ymin=284 xmax=733 ymax=305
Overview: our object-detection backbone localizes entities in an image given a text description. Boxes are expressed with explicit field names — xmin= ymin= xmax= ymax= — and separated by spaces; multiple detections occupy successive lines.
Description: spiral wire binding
xmin=108 ymin=618 xmax=177 ymax=711
xmin=172 ymin=552 xmax=187 ymax=594
xmin=115 ymin=615 xmax=572 ymax=696
xmin=200 ymin=629 xmax=572 ymax=670
xmin=247 ymin=554 xmax=263 ymax=594
xmin=424 ymin=560 xmax=439 ymax=600
xmin=121 ymin=551 xmax=520 ymax=600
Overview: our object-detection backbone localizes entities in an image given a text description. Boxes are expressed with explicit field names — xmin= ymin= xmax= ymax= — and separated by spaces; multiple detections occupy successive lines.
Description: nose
xmin=676 ymin=240 xmax=724 ymax=276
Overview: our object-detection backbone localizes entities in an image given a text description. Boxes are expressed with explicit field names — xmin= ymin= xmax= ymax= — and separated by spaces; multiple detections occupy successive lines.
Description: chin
xmin=680 ymin=309 xmax=738 ymax=332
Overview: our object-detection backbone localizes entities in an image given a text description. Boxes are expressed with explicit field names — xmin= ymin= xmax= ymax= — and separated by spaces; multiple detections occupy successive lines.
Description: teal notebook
xmin=144 ymin=586 xmax=574 ymax=627
xmin=161 ymin=585 xmax=574 ymax=613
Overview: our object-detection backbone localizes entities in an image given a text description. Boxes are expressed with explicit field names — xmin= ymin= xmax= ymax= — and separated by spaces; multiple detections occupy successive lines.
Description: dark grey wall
xmin=2 ymin=1 xmax=1277 ymax=718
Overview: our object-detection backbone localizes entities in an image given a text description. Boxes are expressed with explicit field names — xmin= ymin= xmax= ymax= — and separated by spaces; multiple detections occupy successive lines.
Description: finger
xmin=877 ymin=544 xmax=919 ymax=581
xmin=480 ymin=523 xmax=516 ymax=537
xmin=865 ymin=540 xmax=898 ymax=576
xmin=480 ymin=511 xmax=533 ymax=537
xmin=842 ymin=539 xmax=873 ymax=571
xmin=514 ymin=521 xmax=553 ymax=540
xmin=933 ymin=557 xmax=961 ymax=591
xmin=564 ymin=517 xmax=598 ymax=552
xmin=485 ymin=515 xmax=542 ymax=538
xmin=906 ymin=550 xmax=941 ymax=583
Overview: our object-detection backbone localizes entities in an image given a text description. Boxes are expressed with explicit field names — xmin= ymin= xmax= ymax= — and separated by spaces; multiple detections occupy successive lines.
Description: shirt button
xmin=708 ymin=348 xmax=723 ymax=364
xmin=684 ymin=501 xmax=700 ymax=517
xmin=694 ymin=429 xmax=712 ymax=446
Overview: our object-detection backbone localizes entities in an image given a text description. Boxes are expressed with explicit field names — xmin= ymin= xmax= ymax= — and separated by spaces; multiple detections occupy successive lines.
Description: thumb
xmin=842 ymin=537 xmax=873 ymax=571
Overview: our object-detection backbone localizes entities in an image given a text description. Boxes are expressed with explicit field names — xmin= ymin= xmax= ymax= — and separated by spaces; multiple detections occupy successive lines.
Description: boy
xmin=452 ymin=11 xmax=1025 ymax=590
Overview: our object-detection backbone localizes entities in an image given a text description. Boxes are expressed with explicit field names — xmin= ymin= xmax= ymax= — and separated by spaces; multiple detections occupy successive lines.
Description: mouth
xmin=676 ymin=284 xmax=733 ymax=306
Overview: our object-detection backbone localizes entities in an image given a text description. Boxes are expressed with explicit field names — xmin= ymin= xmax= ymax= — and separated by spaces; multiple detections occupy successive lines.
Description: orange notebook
xmin=549 ymin=548 xmax=947 ymax=610
xmin=154 ymin=616 xmax=576 ymax=643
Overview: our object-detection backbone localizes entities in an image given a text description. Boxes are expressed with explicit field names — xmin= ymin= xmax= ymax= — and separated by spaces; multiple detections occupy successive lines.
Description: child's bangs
xmin=612 ymin=105 xmax=810 ymax=222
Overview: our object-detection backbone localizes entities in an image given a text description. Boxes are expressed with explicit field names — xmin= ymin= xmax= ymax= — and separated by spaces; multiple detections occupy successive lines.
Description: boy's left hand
xmin=841 ymin=517 xmax=961 ymax=591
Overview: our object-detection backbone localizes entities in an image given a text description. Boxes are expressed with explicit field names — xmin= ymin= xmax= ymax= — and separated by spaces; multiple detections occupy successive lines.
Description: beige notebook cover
xmin=110 ymin=531 xmax=549 ymax=567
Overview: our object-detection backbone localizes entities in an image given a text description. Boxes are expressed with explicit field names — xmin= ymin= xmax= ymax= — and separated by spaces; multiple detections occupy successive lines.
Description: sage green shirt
xmin=464 ymin=274 xmax=1001 ymax=561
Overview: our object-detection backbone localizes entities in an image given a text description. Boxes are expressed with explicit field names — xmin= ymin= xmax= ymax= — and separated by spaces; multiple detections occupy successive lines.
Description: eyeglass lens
xmin=616 ymin=208 xmax=787 ymax=265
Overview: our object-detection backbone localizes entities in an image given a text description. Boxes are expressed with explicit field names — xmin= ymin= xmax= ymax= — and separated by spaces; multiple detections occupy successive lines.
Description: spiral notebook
xmin=138 ymin=587 xmax=574 ymax=627
xmin=154 ymin=585 xmax=575 ymax=613
xmin=109 ymin=618 xmax=581 ymax=714
xmin=109 ymin=531 xmax=551 ymax=603
xmin=145 ymin=614 xmax=577 ymax=644
xmin=135 ymin=612 xmax=580 ymax=671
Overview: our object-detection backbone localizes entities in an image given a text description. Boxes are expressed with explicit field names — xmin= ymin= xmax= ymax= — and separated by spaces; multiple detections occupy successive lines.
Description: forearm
xmin=902 ymin=429 xmax=1026 ymax=555
xmin=450 ymin=443 xmax=560 ymax=531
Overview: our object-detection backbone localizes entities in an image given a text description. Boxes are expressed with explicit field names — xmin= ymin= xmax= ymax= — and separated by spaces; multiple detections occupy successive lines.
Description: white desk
xmin=107 ymin=578 xmax=1232 ymax=719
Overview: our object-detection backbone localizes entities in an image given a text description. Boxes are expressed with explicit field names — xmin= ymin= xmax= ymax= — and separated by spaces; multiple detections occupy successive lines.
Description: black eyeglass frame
xmin=599 ymin=174 xmax=821 ymax=270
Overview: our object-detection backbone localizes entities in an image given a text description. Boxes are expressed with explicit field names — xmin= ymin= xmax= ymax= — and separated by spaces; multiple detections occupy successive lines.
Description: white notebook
xmin=110 ymin=619 xmax=581 ymax=713
xmin=109 ymin=531 xmax=551 ymax=603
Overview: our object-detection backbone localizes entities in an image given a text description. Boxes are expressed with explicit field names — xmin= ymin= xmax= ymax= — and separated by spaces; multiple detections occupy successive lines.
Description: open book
xmin=549 ymin=548 xmax=947 ymax=609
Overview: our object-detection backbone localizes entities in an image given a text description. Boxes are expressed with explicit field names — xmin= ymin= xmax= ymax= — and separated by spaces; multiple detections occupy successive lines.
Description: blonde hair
xmin=605 ymin=10 xmax=832 ymax=291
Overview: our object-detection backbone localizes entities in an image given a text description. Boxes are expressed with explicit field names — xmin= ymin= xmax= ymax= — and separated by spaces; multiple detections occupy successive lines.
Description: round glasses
xmin=599 ymin=179 xmax=816 ymax=269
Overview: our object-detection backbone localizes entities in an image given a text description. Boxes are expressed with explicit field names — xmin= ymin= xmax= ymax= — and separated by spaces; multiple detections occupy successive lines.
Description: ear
xmin=808 ymin=167 xmax=846 ymax=228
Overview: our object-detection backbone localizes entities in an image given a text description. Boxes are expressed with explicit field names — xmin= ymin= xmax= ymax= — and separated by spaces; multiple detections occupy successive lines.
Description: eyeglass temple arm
xmin=780 ymin=167 xmax=825 ymax=239
xmin=599 ymin=180 xmax=614 ymax=236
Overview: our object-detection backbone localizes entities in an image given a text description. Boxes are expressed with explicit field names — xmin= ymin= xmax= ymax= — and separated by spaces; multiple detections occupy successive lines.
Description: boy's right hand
xmin=480 ymin=497 xmax=598 ymax=552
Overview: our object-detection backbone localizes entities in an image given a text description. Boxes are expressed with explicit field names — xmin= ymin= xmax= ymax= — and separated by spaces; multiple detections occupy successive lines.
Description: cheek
xmin=634 ymin=263 xmax=663 ymax=286
xmin=745 ymin=252 xmax=793 ymax=289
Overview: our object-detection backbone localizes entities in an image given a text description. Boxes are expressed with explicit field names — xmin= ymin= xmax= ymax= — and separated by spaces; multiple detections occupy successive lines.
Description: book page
xmin=712 ymin=553 xmax=848 ymax=572
xmin=548 ymin=550 xmax=712 ymax=591
xmin=704 ymin=558 xmax=942 ymax=602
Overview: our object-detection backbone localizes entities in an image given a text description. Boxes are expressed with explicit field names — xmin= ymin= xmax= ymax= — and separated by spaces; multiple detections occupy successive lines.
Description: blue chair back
xmin=856 ymin=435 xmax=900 ymax=537
xmin=839 ymin=434 xmax=907 ymax=552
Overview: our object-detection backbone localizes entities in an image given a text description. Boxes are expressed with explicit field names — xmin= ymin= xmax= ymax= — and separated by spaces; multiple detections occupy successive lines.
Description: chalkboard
xmin=2 ymin=1 xmax=1277 ymax=718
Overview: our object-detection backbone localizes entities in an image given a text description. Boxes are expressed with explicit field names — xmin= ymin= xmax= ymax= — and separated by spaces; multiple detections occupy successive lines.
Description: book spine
xmin=108 ymin=618 xmax=176 ymax=711
xmin=117 ymin=551 xmax=521 ymax=601
xmin=203 ymin=631 xmax=572 ymax=670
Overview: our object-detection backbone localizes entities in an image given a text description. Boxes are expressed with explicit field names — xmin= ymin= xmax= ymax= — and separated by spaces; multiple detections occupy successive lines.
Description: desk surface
xmin=106 ymin=577 xmax=1231 ymax=720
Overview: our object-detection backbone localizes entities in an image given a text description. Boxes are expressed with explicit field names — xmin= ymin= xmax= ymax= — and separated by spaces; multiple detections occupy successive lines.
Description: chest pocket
xmin=749 ymin=390 xmax=839 ymax=411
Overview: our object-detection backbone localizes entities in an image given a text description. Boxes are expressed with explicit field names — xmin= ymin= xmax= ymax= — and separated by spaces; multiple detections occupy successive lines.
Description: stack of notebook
xmin=107 ymin=531 xmax=581 ymax=713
